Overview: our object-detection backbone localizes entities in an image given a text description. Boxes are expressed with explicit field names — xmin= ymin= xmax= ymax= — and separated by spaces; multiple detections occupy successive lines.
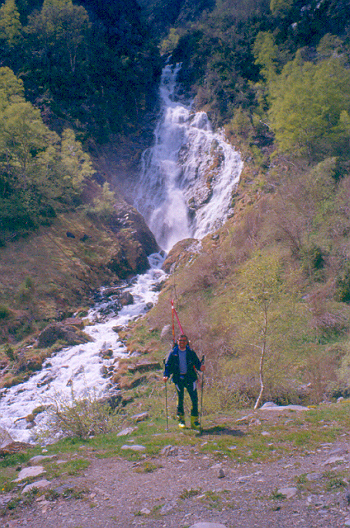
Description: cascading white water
xmin=0 ymin=65 xmax=243 ymax=445
xmin=0 ymin=254 xmax=166 ymax=444
xmin=134 ymin=63 xmax=243 ymax=252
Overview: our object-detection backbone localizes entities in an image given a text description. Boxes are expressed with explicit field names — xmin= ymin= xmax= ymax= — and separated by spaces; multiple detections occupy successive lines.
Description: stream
xmin=0 ymin=254 xmax=166 ymax=444
xmin=0 ymin=63 xmax=243 ymax=445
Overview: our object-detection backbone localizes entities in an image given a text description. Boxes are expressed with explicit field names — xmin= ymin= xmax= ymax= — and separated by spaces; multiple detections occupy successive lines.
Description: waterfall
xmin=0 ymin=65 xmax=243 ymax=444
xmin=134 ymin=63 xmax=243 ymax=252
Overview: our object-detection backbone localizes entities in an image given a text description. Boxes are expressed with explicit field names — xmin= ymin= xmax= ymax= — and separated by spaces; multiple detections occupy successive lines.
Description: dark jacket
xmin=164 ymin=344 xmax=202 ymax=384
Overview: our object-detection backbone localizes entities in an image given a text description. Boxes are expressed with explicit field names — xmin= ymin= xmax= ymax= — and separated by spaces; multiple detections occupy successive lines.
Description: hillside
xmin=0 ymin=0 xmax=350 ymax=458
xmin=2 ymin=2 xmax=350 ymax=525
xmin=123 ymin=0 xmax=350 ymax=408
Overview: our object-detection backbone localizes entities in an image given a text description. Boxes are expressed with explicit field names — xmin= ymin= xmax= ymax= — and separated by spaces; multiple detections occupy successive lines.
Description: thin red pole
xmin=171 ymin=299 xmax=184 ymax=335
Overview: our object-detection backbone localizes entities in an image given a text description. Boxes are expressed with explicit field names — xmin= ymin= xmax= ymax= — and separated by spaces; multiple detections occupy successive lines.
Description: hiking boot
xmin=191 ymin=415 xmax=201 ymax=430
xmin=177 ymin=413 xmax=185 ymax=428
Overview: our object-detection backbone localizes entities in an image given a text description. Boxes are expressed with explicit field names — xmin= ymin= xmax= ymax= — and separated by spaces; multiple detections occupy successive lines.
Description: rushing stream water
xmin=0 ymin=255 xmax=166 ymax=443
xmin=0 ymin=64 xmax=243 ymax=444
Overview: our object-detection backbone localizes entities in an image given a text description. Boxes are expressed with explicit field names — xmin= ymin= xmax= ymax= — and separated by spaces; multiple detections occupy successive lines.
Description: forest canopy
xmin=0 ymin=0 xmax=162 ymax=141
xmin=0 ymin=66 xmax=94 ymax=238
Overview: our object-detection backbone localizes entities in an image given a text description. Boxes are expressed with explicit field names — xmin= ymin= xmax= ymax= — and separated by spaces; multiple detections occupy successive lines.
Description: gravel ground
xmin=3 ymin=436 xmax=350 ymax=528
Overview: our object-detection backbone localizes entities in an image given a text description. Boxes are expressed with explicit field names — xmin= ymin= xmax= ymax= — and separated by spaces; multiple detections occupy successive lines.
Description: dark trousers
xmin=175 ymin=377 xmax=198 ymax=416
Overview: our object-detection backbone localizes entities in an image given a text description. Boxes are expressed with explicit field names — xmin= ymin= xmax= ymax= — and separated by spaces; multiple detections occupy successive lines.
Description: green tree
xmin=24 ymin=0 xmax=90 ymax=91
xmin=0 ymin=65 xmax=24 ymax=108
xmin=253 ymin=31 xmax=279 ymax=83
xmin=230 ymin=251 xmax=304 ymax=408
xmin=90 ymin=182 xmax=116 ymax=218
xmin=0 ymin=67 xmax=95 ymax=234
xmin=268 ymin=52 xmax=350 ymax=159
xmin=270 ymin=0 xmax=293 ymax=17
xmin=59 ymin=128 xmax=94 ymax=191
xmin=0 ymin=0 xmax=21 ymax=47
xmin=0 ymin=101 xmax=53 ymax=187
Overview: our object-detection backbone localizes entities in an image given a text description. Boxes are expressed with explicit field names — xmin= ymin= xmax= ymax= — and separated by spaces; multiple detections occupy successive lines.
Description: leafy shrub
xmin=0 ymin=304 xmax=11 ymax=319
xmin=45 ymin=387 xmax=124 ymax=439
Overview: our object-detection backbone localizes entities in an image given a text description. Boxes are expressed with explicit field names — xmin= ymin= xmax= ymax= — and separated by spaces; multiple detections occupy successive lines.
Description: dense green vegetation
xmin=0 ymin=0 xmax=161 ymax=239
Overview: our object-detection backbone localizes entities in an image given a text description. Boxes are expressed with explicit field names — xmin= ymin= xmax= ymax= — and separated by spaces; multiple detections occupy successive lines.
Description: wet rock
xmin=120 ymin=292 xmax=134 ymax=306
xmin=100 ymin=365 xmax=108 ymax=378
xmin=100 ymin=348 xmax=113 ymax=359
xmin=102 ymin=287 xmax=121 ymax=298
xmin=112 ymin=325 xmax=124 ymax=333
xmin=37 ymin=323 xmax=91 ymax=348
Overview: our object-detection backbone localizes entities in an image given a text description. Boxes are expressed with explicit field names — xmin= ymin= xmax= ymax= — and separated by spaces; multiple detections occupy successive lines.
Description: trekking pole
xmin=199 ymin=355 xmax=205 ymax=430
xmin=163 ymin=359 xmax=168 ymax=431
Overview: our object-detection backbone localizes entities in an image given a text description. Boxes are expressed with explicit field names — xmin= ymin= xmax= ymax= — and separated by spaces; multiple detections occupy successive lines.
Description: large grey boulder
xmin=37 ymin=323 xmax=91 ymax=348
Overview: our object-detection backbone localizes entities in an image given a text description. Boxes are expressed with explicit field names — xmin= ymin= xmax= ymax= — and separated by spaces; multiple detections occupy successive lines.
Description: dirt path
xmin=3 ymin=436 xmax=350 ymax=528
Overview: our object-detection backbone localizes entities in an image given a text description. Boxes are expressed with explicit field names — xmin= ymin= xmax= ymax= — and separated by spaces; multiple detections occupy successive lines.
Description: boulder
xmin=120 ymin=292 xmax=134 ymax=306
xmin=14 ymin=466 xmax=46 ymax=482
xmin=37 ymin=323 xmax=92 ymax=348
xmin=130 ymin=412 xmax=149 ymax=423
xmin=22 ymin=479 xmax=51 ymax=494
xmin=127 ymin=361 xmax=161 ymax=374
xmin=0 ymin=440 xmax=32 ymax=456
xmin=121 ymin=444 xmax=146 ymax=451
xmin=105 ymin=205 xmax=159 ymax=278
xmin=62 ymin=317 xmax=85 ymax=330
xmin=277 ymin=487 xmax=298 ymax=499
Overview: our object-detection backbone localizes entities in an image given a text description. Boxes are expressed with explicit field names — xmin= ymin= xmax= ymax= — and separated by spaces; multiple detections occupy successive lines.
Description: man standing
xmin=163 ymin=334 xmax=205 ymax=429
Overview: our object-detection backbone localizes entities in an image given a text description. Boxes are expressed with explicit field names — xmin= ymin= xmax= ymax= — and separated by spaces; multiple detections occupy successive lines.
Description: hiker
xmin=163 ymin=334 xmax=205 ymax=429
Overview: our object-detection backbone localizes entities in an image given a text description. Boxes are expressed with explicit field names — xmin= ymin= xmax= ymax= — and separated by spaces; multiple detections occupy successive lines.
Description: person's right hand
xmin=163 ymin=376 xmax=168 ymax=382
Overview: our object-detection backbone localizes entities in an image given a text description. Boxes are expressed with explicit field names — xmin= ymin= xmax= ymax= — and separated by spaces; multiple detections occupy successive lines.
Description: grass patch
xmin=2 ymin=397 xmax=350 ymax=498
xmin=200 ymin=490 xmax=225 ymax=510
xmin=180 ymin=488 xmax=201 ymax=499
xmin=133 ymin=461 xmax=160 ymax=473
